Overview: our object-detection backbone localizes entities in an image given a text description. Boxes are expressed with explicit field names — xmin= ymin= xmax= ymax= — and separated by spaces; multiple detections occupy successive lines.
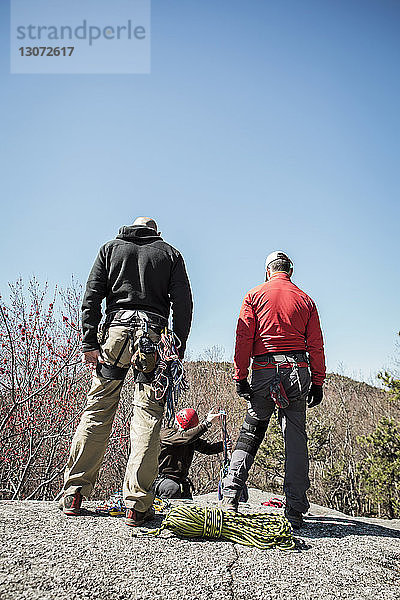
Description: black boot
xmin=284 ymin=506 xmax=304 ymax=530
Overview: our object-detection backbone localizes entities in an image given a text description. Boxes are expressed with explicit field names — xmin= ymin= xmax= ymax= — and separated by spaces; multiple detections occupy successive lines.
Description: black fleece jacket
xmin=81 ymin=225 xmax=193 ymax=354
xmin=159 ymin=423 xmax=223 ymax=482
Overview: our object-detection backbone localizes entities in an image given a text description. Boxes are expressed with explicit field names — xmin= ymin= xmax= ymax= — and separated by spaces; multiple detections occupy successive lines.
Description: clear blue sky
xmin=1 ymin=0 xmax=399 ymax=382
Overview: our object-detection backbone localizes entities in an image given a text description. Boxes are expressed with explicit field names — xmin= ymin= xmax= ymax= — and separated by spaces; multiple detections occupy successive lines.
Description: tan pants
xmin=63 ymin=324 xmax=164 ymax=512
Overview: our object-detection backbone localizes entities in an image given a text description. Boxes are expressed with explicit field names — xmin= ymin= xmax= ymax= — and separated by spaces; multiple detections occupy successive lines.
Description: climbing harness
xmin=153 ymin=328 xmax=188 ymax=425
xmin=97 ymin=310 xmax=187 ymax=424
xmin=217 ymin=411 xmax=249 ymax=503
xmin=136 ymin=504 xmax=295 ymax=550
xmin=253 ymin=358 xmax=309 ymax=409
xmin=97 ymin=309 xmax=167 ymax=381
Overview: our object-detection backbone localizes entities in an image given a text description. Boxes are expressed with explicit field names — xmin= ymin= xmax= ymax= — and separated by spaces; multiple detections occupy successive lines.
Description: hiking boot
xmin=125 ymin=506 xmax=155 ymax=527
xmin=60 ymin=490 xmax=83 ymax=516
xmin=221 ymin=497 xmax=239 ymax=513
xmin=284 ymin=506 xmax=304 ymax=530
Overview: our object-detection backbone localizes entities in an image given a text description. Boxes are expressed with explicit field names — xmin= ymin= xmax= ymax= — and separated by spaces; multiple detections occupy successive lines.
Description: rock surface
xmin=0 ymin=489 xmax=399 ymax=600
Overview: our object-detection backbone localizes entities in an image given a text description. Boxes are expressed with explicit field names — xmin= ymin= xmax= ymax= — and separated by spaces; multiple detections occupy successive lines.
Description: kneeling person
xmin=155 ymin=409 xmax=226 ymax=499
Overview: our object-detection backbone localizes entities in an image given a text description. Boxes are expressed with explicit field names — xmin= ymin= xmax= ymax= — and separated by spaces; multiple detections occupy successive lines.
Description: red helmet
xmin=175 ymin=408 xmax=199 ymax=430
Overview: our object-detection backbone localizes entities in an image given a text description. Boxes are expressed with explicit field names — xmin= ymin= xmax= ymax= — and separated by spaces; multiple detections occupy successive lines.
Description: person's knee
xmin=96 ymin=362 xmax=129 ymax=381
xmin=156 ymin=479 xmax=181 ymax=499
xmin=235 ymin=412 xmax=269 ymax=458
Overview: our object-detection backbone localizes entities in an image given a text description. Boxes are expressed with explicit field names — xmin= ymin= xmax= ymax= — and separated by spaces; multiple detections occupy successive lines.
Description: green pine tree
xmin=358 ymin=417 xmax=400 ymax=518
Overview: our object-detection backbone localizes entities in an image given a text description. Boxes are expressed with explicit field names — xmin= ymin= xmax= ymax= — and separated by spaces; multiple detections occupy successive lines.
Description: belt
xmin=106 ymin=309 xmax=168 ymax=329
xmin=253 ymin=361 xmax=309 ymax=371
xmin=252 ymin=352 xmax=309 ymax=371
xmin=254 ymin=351 xmax=307 ymax=362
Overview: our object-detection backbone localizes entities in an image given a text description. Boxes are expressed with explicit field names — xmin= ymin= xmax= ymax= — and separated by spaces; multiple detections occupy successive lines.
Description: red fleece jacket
xmin=234 ymin=272 xmax=326 ymax=385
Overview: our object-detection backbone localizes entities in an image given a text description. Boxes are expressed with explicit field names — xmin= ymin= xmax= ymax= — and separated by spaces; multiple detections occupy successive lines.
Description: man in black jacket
xmin=60 ymin=217 xmax=193 ymax=526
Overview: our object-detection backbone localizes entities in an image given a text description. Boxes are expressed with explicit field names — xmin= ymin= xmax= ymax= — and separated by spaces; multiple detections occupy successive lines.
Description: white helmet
xmin=265 ymin=251 xmax=293 ymax=271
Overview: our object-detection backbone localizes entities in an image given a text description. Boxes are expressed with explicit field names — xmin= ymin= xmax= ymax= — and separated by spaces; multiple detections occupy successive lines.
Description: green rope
xmin=137 ymin=505 xmax=295 ymax=551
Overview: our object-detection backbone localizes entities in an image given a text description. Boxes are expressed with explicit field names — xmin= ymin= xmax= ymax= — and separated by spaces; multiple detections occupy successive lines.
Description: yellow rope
xmin=138 ymin=505 xmax=295 ymax=550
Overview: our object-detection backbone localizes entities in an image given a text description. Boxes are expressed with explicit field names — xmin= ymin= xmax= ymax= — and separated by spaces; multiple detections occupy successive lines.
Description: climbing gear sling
xmin=153 ymin=328 xmax=188 ymax=425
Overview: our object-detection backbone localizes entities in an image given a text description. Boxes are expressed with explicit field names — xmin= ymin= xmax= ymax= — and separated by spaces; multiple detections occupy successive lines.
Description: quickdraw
xmin=96 ymin=493 xmax=171 ymax=516
xmin=269 ymin=369 xmax=290 ymax=409
xmin=153 ymin=497 xmax=172 ymax=513
xmin=95 ymin=491 xmax=126 ymax=517
xmin=153 ymin=328 xmax=188 ymax=426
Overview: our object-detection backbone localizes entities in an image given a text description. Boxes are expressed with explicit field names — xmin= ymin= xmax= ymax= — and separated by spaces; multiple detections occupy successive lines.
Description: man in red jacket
xmin=222 ymin=251 xmax=326 ymax=529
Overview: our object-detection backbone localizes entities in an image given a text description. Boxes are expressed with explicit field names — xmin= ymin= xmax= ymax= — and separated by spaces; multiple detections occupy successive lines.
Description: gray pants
xmin=223 ymin=355 xmax=311 ymax=513
xmin=153 ymin=476 xmax=192 ymax=499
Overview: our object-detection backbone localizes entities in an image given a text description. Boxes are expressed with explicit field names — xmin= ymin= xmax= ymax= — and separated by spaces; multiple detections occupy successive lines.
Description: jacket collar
xmin=116 ymin=225 xmax=161 ymax=243
xmin=268 ymin=272 xmax=291 ymax=281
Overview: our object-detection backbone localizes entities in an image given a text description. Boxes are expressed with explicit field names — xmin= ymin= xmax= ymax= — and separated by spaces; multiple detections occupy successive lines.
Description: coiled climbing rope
xmin=137 ymin=504 xmax=295 ymax=551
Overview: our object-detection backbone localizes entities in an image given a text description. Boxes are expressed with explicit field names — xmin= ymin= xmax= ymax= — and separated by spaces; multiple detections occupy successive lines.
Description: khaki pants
xmin=63 ymin=324 xmax=164 ymax=512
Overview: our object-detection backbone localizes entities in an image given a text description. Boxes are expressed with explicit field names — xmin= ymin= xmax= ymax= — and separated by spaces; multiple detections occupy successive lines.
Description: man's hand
xmin=307 ymin=383 xmax=323 ymax=408
xmin=235 ymin=379 xmax=253 ymax=401
xmin=206 ymin=411 xmax=222 ymax=425
xmin=82 ymin=350 xmax=104 ymax=368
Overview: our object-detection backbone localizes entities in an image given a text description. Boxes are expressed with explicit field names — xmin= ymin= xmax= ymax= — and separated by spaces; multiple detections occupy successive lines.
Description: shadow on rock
xmin=300 ymin=516 xmax=400 ymax=539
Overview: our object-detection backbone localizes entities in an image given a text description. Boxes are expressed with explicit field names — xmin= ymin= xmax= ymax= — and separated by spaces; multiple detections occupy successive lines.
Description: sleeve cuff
xmin=82 ymin=344 xmax=100 ymax=353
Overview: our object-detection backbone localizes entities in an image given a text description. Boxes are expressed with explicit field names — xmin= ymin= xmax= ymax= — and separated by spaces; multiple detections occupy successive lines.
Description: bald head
xmin=133 ymin=216 xmax=158 ymax=231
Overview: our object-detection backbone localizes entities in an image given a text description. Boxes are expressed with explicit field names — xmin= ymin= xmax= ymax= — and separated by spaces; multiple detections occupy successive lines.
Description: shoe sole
xmin=285 ymin=517 xmax=304 ymax=530
xmin=125 ymin=511 xmax=155 ymax=527
xmin=62 ymin=507 xmax=81 ymax=516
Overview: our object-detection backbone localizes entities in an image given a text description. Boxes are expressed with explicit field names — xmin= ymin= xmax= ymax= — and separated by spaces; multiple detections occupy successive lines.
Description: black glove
xmin=307 ymin=384 xmax=323 ymax=408
xmin=235 ymin=379 xmax=253 ymax=401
